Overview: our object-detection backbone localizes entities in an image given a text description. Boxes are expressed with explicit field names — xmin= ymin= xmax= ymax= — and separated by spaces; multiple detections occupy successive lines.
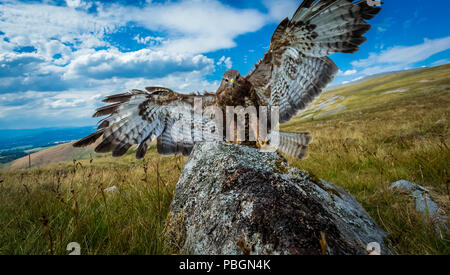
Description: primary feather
xmin=74 ymin=0 xmax=381 ymax=159
xmin=247 ymin=0 xmax=380 ymax=123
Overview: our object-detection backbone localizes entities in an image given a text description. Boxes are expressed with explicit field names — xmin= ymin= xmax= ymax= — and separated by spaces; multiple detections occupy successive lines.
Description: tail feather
xmin=278 ymin=132 xmax=313 ymax=159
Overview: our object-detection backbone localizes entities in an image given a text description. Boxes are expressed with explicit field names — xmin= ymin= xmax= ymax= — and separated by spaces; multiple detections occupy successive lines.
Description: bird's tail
xmin=278 ymin=132 xmax=313 ymax=159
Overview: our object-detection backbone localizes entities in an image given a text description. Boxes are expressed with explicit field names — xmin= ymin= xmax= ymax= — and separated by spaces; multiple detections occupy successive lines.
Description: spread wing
xmin=73 ymin=87 xmax=219 ymax=158
xmin=246 ymin=0 xmax=381 ymax=123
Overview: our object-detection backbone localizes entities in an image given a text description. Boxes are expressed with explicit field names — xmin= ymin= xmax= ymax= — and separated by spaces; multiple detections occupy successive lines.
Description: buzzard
xmin=74 ymin=0 xmax=381 ymax=159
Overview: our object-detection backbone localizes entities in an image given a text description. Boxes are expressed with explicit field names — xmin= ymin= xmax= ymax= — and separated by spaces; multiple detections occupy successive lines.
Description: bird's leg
xmin=225 ymin=121 xmax=234 ymax=144
xmin=226 ymin=138 xmax=240 ymax=145
xmin=225 ymin=137 xmax=240 ymax=144
xmin=256 ymin=138 xmax=276 ymax=151
xmin=256 ymin=139 xmax=269 ymax=149
xmin=227 ymin=124 xmax=239 ymax=144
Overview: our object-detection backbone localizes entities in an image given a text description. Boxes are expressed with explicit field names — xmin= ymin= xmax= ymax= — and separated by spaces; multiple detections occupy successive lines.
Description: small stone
xmin=435 ymin=119 xmax=445 ymax=124
xmin=104 ymin=186 xmax=118 ymax=193
xmin=391 ymin=180 xmax=447 ymax=230
xmin=412 ymin=190 xmax=447 ymax=225
xmin=391 ymin=180 xmax=429 ymax=193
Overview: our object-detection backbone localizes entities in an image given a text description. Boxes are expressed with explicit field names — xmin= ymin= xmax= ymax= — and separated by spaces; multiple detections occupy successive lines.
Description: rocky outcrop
xmin=166 ymin=142 xmax=389 ymax=255
xmin=391 ymin=180 xmax=447 ymax=231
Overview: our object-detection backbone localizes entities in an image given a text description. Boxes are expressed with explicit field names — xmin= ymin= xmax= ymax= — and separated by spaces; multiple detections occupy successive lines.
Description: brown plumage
xmin=74 ymin=0 xmax=381 ymax=159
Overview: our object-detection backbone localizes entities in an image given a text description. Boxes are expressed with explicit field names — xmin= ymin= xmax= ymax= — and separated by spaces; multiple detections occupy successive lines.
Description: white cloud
xmin=335 ymin=36 xmax=450 ymax=78
xmin=352 ymin=36 xmax=450 ymax=69
xmin=0 ymin=0 xmax=297 ymax=127
xmin=0 ymin=90 xmax=109 ymax=128
xmin=263 ymin=0 xmax=298 ymax=21
xmin=431 ymin=59 xmax=450 ymax=66
xmin=65 ymin=0 xmax=91 ymax=9
xmin=64 ymin=48 xmax=214 ymax=80
xmin=0 ymin=70 xmax=221 ymax=128
xmin=217 ymin=56 xmax=233 ymax=69
xmin=338 ymin=69 xmax=357 ymax=76
xmin=133 ymin=35 xmax=164 ymax=46
xmin=97 ymin=0 xmax=270 ymax=54
xmin=0 ymin=1 xmax=116 ymax=51
xmin=0 ymin=52 xmax=44 ymax=77
xmin=341 ymin=76 xmax=364 ymax=85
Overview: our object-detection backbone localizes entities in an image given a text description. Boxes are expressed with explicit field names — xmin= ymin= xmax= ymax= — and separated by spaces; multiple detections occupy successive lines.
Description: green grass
xmin=0 ymin=64 xmax=449 ymax=255
xmin=283 ymin=64 xmax=450 ymax=254
xmin=0 ymin=148 xmax=186 ymax=255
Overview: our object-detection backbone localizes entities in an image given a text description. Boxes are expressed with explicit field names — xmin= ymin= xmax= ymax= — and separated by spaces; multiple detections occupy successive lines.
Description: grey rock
xmin=166 ymin=142 xmax=389 ymax=255
xmin=391 ymin=180 xmax=428 ymax=192
xmin=104 ymin=186 xmax=119 ymax=193
xmin=391 ymin=180 xmax=447 ymax=229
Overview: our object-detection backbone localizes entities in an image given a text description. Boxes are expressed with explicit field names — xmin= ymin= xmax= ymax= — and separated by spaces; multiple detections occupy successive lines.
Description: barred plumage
xmin=74 ymin=0 xmax=380 ymax=159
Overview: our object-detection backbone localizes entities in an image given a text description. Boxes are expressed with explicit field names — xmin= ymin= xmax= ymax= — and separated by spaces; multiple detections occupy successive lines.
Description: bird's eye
xmin=236 ymin=75 xmax=240 ymax=80
xmin=225 ymin=79 xmax=229 ymax=82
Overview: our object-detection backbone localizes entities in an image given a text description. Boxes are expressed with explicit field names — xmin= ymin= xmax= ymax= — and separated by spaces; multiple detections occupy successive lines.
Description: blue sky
xmin=0 ymin=0 xmax=449 ymax=129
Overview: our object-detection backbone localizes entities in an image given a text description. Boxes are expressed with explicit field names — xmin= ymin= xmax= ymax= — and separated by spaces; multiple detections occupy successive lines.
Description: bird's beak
xmin=230 ymin=78 xmax=235 ymax=87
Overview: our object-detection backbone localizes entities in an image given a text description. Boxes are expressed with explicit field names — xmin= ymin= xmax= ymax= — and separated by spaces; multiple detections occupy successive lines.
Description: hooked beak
xmin=230 ymin=78 xmax=235 ymax=87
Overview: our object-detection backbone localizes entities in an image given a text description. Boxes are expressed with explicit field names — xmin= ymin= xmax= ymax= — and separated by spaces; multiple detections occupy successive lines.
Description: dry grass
xmin=9 ymin=140 xmax=104 ymax=169
xmin=0 ymin=148 xmax=186 ymax=255
xmin=282 ymin=64 xmax=450 ymax=254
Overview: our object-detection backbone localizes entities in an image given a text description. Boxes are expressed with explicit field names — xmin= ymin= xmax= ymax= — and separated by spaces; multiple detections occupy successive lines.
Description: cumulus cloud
xmin=338 ymin=69 xmax=357 ymax=76
xmin=351 ymin=36 xmax=450 ymax=75
xmin=431 ymin=59 xmax=450 ymax=66
xmin=0 ymin=0 xmax=295 ymax=128
xmin=0 ymin=1 xmax=115 ymax=51
xmin=0 ymin=90 xmax=108 ymax=128
xmin=133 ymin=35 xmax=164 ymax=46
xmin=217 ymin=56 xmax=233 ymax=69
xmin=0 ymin=70 xmax=222 ymax=128
xmin=0 ymin=53 xmax=45 ymax=77
xmin=101 ymin=0 xmax=269 ymax=54
xmin=263 ymin=0 xmax=298 ymax=21
xmin=64 ymin=48 xmax=214 ymax=80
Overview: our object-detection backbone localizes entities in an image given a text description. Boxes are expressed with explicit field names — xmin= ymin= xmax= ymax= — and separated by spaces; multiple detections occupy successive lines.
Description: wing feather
xmin=74 ymin=88 xmax=219 ymax=158
xmin=247 ymin=0 xmax=380 ymax=123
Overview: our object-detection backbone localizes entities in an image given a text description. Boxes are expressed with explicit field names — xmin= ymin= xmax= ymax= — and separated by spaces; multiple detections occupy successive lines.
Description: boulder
xmin=391 ymin=180 xmax=447 ymax=230
xmin=166 ymin=142 xmax=389 ymax=255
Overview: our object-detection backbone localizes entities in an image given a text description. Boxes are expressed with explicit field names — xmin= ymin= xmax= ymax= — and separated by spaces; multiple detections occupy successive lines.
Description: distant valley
xmin=0 ymin=127 xmax=95 ymax=164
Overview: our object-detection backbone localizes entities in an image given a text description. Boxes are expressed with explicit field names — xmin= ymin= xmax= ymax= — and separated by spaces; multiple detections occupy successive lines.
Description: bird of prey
xmin=74 ymin=0 xmax=381 ymax=159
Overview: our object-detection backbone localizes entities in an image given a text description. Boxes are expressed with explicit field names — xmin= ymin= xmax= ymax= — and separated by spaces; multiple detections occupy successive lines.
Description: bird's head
xmin=221 ymin=69 xmax=241 ymax=88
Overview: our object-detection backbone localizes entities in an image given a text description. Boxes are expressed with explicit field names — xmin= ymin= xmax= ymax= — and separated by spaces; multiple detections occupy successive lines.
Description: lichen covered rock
xmin=391 ymin=180 xmax=447 ymax=231
xmin=166 ymin=142 xmax=389 ymax=255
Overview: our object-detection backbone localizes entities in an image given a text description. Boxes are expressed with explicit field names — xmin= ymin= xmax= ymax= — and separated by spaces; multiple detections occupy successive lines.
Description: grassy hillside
xmin=0 ymin=127 xmax=95 ymax=165
xmin=0 ymin=64 xmax=449 ymax=255
xmin=9 ymin=141 xmax=106 ymax=169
